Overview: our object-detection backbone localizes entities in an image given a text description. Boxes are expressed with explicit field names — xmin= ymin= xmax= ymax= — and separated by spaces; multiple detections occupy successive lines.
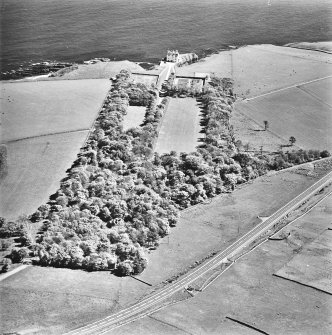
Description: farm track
xmin=63 ymin=171 xmax=332 ymax=335
xmin=296 ymin=86 xmax=332 ymax=109
xmin=245 ymin=75 xmax=332 ymax=102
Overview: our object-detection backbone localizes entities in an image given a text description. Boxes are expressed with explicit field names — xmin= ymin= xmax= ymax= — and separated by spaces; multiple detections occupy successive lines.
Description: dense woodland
xmin=1 ymin=70 xmax=330 ymax=275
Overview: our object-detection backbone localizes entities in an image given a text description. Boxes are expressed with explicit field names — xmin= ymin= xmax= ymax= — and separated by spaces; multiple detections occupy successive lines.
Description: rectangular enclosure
xmin=122 ymin=106 xmax=146 ymax=130
xmin=154 ymin=97 xmax=202 ymax=154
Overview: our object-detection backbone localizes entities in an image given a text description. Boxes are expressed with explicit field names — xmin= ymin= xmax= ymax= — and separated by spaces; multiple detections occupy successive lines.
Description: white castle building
xmin=166 ymin=50 xmax=180 ymax=63
xmin=165 ymin=50 xmax=198 ymax=65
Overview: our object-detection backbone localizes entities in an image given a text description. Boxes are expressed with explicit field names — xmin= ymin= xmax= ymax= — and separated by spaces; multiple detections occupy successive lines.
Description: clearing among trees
xmin=131 ymin=74 xmax=158 ymax=87
xmin=154 ymin=98 xmax=203 ymax=154
xmin=122 ymin=106 xmax=146 ymax=130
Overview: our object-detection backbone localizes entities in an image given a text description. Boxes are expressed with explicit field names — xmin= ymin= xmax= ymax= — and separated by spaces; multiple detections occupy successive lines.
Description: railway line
xmin=64 ymin=170 xmax=332 ymax=335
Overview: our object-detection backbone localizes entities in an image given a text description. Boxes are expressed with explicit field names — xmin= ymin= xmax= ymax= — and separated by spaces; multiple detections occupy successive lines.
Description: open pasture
xmin=0 ymin=131 xmax=89 ymax=220
xmin=154 ymin=98 xmax=202 ymax=154
xmin=1 ymin=79 xmax=111 ymax=142
xmin=176 ymin=44 xmax=332 ymax=98
xmin=297 ymin=76 xmax=332 ymax=106
xmin=51 ymin=60 xmax=145 ymax=80
xmin=275 ymin=228 xmax=332 ymax=294
xmin=0 ymin=265 xmax=152 ymax=335
xmin=231 ymin=108 xmax=291 ymax=153
xmin=235 ymin=81 xmax=332 ymax=151
xmin=122 ymin=106 xmax=146 ymax=130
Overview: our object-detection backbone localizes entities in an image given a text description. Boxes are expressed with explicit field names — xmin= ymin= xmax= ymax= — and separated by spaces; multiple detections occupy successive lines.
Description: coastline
xmin=1 ymin=41 xmax=331 ymax=83
xmin=285 ymin=41 xmax=332 ymax=54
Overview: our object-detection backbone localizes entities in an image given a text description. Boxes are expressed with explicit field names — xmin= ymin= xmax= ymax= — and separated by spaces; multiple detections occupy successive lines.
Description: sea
xmin=1 ymin=0 xmax=331 ymax=74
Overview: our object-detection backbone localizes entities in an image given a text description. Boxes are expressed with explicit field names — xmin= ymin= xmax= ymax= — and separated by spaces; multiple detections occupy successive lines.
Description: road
xmin=64 ymin=171 xmax=332 ymax=335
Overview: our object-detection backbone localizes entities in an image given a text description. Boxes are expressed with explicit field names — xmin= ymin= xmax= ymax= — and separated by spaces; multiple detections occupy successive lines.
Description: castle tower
xmin=166 ymin=50 xmax=180 ymax=63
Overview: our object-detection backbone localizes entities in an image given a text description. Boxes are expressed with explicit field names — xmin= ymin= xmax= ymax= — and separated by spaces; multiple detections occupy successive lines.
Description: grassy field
xmin=286 ymin=41 xmax=332 ymax=53
xmin=114 ymin=176 xmax=332 ymax=335
xmin=0 ymin=266 xmax=153 ymax=335
xmin=0 ymin=131 xmax=89 ymax=220
xmin=0 ymin=78 xmax=111 ymax=220
xmin=154 ymin=98 xmax=202 ymax=154
xmin=276 ymin=227 xmax=332 ymax=294
xmin=298 ymin=76 xmax=332 ymax=106
xmin=235 ymin=80 xmax=332 ymax=151
xmin=175 ymin=45 xmax=332 ymax=154
xmin=1 ymin=79 xmax=111 ymax=142
xmin=231 ymin=108 xmax=292 ymax=153
xmin=176 ymin=44 xmax=332 ymax=98
xmin=122 ymin=106 xmax=146 ymax=130
xmin=50 ymin=61 xmax=144 ymax=80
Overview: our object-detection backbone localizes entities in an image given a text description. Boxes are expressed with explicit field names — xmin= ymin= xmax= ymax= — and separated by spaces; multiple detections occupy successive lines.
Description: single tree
xmin=289 ymin=136 xmax=296 ymax=146
xmin=244 ymin=142 xmax=250 ymax=152
xmin=1 ymin=258 xmax=12 ymax=273
xmin=263 ymin=120 xmax=269 ymax=131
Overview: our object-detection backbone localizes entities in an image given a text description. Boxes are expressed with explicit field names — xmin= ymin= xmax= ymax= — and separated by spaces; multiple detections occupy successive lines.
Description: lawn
xmin=235 ymin=82 xmax=332 ymax=151
xmin=115 ymin=177 xmax=332 ymax=335
xmin=122 ymin=106 xmax=146 ymax=130
xmin=1 ymin=79 xmax=111 ymax=142
xmin=154 ymin=98 xmax=203 ymax=154
xmin=0 ymin=131 xmax=89 ymax=220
